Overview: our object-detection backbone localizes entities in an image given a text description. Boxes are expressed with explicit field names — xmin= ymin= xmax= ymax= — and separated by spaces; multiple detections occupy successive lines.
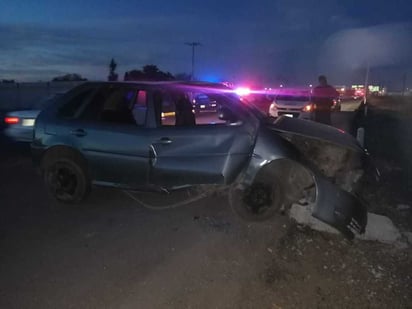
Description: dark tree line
xmin=52 ymin=59 xmax=192 ymax=83
xmin=124 ymin=65 xmax=175 ymax=81
xmin=52 ymin=74 xmax=87 ymax=82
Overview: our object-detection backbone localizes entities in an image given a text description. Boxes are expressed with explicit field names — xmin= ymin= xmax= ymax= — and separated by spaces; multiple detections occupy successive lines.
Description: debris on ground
xmin=258 ymin=224 xmax=412 ymax=308
xmin=289 ymin=203 xmax=407 ymax=245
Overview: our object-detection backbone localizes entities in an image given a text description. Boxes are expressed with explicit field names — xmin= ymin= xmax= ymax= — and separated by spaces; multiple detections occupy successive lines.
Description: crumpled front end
xmin=311 ymin=171 xmax=367 ymax=239
xmin=239 ymin=116 xmax=370 ymax=239
xmin=280 ymin=135 xmax=369 ymax=239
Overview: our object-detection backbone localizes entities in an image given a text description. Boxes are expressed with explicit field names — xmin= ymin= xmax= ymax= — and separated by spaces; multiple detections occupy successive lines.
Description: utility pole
xmin=363 ymin=60 xmax=370 ymax=116
xmin=185 ymin=42 xmax=201 ymax=81
xmin=364 ymin=61 xmax=370 ymax=100
xmin=402 ymin=73 xmax=407 ymax=96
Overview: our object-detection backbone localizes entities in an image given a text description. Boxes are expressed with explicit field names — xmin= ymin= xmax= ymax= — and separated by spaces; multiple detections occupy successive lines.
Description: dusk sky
xmin=1 ymin=0 xmax=412 ymax=89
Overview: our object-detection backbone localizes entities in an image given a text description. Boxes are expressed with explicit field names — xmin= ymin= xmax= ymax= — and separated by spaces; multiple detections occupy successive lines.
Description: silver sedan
xmin=4 ymin=109 xmax=41 ymax=142
xmin=3 ymin=94 xmax=61 ymax=142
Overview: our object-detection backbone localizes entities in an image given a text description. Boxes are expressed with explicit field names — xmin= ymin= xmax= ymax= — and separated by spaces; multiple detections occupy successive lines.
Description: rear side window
xmin=58 ymin=87 xmax=96 ymax=118
xmin=160 ymin=92 xmax=177 ymax=126
xmin=132 ymin=90 xmax=148 ymax=126
xmin=79 ymin=86 xmax=137 ymax=125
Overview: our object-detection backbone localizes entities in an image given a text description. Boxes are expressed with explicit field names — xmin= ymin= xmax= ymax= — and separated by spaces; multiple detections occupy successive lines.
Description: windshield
xmin=276 ymin=95 xmax=310 ymax=101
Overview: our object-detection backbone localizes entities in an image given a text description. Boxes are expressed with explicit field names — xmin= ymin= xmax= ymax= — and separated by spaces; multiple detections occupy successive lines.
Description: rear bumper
xmin=312 ymin=173 xmax=367 ymax=239
xmin=4 ymin=127 xmax=34 ymax=143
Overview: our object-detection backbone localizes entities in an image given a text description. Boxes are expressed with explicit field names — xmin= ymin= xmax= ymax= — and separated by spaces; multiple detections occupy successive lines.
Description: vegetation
xmin=124 ymin=65 xmax=174 ymax=81
xmin=52 ymin=74 xmax=87 ymax=82
xmin=108 ymin=58 xmax=118 ymax=81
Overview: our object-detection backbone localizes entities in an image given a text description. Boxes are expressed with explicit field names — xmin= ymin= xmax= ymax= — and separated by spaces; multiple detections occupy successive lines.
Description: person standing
xmin=312 ymin=75 xmax=339 ymax=125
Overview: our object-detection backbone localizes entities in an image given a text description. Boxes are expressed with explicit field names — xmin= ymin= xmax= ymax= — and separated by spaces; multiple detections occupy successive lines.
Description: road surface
xmin=340 ymin=99 xmax=362 ymax=112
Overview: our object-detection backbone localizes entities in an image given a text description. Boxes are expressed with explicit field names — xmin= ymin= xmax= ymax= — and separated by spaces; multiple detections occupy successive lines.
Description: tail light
xmin=4 ymin=117 xmax=19 ymax=124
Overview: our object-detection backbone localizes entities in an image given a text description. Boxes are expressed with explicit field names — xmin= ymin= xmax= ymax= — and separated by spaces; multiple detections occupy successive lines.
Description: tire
xmin=229 ymin=178 xmax=285 ymax=222
xmin=42 ymin=150 xmax=90 ymax=203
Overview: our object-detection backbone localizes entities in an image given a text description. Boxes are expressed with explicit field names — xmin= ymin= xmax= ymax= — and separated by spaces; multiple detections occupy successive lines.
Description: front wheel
xmin=229 ymin=179 xmax=285 ymax=221
xmin=43 ymin=154 xmax=90 ymax=203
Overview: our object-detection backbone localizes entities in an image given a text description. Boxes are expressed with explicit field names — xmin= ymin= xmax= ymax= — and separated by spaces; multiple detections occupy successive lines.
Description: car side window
xmin=192 ymin=93 xmax=226 ymax=125
xmin=58 ymin=87 xmax=96 ymax=118
xmin=131 ymin=90 xmax=148 ymax=126
xmin=79 ymin=86 xmax=137 ymax=125
xmin=158 ymin=90 xmax=237 ymax=127
xmin=156 ymin=91 xmax=177 ymax=126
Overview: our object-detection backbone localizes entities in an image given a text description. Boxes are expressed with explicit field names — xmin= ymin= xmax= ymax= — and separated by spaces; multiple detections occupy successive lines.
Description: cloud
xmin=321 ymin=23 xmax=412 ymax=68
xmin=0 ymin=21 xmax=163 ymax=80
xmin=0 ymin=16 xmax=286 ymax=81
xmin=317 ymin=22 xmax=412 ymax=85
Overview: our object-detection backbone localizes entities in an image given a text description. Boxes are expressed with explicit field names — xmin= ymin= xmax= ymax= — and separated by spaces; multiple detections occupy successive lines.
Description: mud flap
xmin=312 ymin=174 xmax=367 ymax=239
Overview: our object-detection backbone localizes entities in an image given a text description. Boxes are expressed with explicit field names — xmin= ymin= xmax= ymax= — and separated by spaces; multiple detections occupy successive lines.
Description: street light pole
xmin=402 ymin=73 xmax=407 ymax=96
xmin=185 ymin=42 xmax=201 ymax=81
xmin=363 ymin=60 xmax=370 ymax=116
xmin=364 ymin=60 xmax=370 ymax=100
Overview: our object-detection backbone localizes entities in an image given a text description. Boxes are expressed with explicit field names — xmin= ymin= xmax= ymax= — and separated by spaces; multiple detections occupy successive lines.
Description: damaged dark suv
xmin=32 ymin=81 xmax=368 ymax=238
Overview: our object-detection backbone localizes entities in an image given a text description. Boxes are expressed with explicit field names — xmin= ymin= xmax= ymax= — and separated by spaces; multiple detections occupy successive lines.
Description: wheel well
xmin=41 ymin=145 xmax=88 ymax=171
xmin=254 ymin=159 xmax=316 ymax=205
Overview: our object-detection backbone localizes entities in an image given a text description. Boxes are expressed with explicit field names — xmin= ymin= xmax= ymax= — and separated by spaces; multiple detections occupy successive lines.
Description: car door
xmin=148 ymin=91 xmax=256 ymax=187
xmin=66 ymin=84 xmax=152 ymax=188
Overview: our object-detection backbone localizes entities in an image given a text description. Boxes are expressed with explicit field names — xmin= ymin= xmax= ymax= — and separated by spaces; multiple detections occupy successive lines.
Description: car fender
xmin=237 ymin=126 xmax=367 ymax=239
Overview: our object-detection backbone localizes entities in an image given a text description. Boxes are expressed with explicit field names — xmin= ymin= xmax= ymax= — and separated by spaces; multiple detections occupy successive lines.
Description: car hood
xmin=7 ymin=110 xmax=41 ymax=118
xmin=267 ymin=116 xmax=363 ymax=152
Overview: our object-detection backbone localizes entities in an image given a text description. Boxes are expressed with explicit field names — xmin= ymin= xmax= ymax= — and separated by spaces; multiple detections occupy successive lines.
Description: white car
xmin=3 ymin=94 xmax=61 ymax=142
xmin=4 ymin=110 xmax=41 ymax=142
xmin=268 ymin=94 xmax=313 ymax=119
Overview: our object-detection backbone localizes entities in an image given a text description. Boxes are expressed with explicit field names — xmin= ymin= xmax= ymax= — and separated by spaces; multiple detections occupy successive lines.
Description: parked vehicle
xmin=32 ymin=81 xmax=368 ymax=238
xmin=192 ymin=93 xmax=217 ymax=113
xmin=4 ymin=109 xmax=41 ymax=142
xmin=3 ymin=94 xmax=61 ymax=142
xmin=269 ymin=93 xmax=341 ymax=118
xmin=332 ymin=98 xmax=342 ymax=111
xmin=268 ymin=94 xmax=313 ymax=119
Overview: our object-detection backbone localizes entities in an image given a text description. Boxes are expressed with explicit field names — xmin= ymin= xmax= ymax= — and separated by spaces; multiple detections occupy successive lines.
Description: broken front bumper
xmin=312 ymin=173 xmax=367 ymax=239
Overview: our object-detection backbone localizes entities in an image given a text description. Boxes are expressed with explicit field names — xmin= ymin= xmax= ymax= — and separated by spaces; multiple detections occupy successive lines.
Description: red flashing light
xmin=4 ymin=117 xmax=19 ymax=124
xmin=235 ymin=87 xmax=251 ymax=96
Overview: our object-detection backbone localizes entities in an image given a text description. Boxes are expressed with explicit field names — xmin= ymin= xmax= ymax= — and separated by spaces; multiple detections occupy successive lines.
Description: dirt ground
xmin=239 ymin=97 xmax=412 ymax=308
xmin=1 ymin=97 xmax=412 ymax=308
xmin=255 ymin=226 xmax=411 ymax=309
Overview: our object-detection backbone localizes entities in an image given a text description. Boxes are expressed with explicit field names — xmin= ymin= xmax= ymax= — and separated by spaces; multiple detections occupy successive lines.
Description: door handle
xmin=70 ymin=129 xmax=87 ymax=137
xmin=156 ymin=137 xmax=172 ymax=144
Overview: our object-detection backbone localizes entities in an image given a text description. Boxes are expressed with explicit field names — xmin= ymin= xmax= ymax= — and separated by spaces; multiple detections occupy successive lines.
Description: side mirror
xmin=218 ymin=107 xmax=239 ymax=124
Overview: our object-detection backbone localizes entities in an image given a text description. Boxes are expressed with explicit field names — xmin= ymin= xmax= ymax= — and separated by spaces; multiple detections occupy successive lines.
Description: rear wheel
xmin=42 ymin=151 xmax=90 ymax=203
xmin=229 ymin=178 xmax=285 ymax=221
